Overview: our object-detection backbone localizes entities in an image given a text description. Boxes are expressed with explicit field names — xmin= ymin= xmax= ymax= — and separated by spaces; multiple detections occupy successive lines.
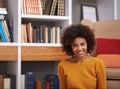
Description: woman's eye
xmin=80 ymin=43 xmax=85 ymax=46
xmin=72 ymin=44 xmax=77 ymax=47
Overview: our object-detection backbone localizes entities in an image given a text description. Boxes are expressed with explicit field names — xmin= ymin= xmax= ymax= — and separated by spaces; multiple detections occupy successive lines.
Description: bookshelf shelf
xmin=21 ymin=43 xmax=62 ymax=47
xmin=21 ymin=46 xmax=67 ymax=61
xmin=0 ymin=46 xmax=18 ymax=61
xmin=21 ymin=14 xmax=70 ymax=21
xmin=0 ymin=43 xmax=18 ymax=46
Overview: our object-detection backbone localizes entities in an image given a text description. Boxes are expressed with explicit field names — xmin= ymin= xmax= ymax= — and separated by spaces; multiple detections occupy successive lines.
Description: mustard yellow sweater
xmin=58 ymin=57 xmax=107 ymax=89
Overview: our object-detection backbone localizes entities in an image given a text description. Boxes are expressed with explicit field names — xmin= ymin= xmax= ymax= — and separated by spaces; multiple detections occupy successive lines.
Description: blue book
xmin=0 ymin=21 xmax=8 ymax=42
xmin=25 ymin=72 xmax=35 ymax=89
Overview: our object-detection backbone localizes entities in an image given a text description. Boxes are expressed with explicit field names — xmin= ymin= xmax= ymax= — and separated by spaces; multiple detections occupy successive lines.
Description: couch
xmin=81 ymin=19 xmax=120 ymax=89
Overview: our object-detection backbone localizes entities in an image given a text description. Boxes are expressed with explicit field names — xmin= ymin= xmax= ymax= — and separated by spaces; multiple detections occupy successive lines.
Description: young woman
xmin=58 ymin=24 xmax=107 ymax=89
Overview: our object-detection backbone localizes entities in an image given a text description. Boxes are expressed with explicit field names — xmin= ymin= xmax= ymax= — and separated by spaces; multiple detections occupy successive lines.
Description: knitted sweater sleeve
xmin=96 ymin=60 xmax=107 ymax=89
xmin=57 ymin=62 xmax=67 ymax=89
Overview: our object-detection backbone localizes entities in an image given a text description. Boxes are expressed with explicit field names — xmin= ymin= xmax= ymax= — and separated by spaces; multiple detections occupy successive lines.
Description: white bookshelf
xmin=0 ymin=0 xmax=72 ymax=89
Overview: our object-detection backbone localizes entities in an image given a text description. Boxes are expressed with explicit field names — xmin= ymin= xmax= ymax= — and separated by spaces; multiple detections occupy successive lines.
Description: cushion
xmin=107 ymin=80 xmax=120 ymax=89
xmin=106 ymin=68 xmax=120 ymax=80
xmin=97 ymin=38 xmax=120 ymax=54
xmin=98 ymin=54 xmax=120 ymax=68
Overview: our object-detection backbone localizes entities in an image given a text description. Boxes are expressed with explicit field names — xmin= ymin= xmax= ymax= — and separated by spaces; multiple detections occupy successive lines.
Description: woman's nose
xmin=78 ymin=45 xmax=82 ymax=50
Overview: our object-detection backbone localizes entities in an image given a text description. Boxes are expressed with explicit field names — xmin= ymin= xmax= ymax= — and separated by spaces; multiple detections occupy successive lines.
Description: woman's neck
xmin=69 ymin=53 xmax=92 ymax=63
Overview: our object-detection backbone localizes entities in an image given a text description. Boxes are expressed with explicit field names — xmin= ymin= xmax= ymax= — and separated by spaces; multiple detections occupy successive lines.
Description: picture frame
xmin=81 ymin=5 xmax=98 ymax=22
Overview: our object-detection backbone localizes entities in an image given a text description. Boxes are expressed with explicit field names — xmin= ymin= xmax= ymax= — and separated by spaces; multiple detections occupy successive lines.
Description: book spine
xmin=56 ymin=27 xmax=60 ymax=43
xmin=21 ymin=74 xmax=25 ymax=89
xmin=25 ymin=72 xmax=35 ymax=89
xmin=50 ymin=0 xmax=58 ymax=15
xmin=21 ymin=24 xmax=28 ymax=43
xmin=0 ymin=75 xmax=4 ymax=89
xmin=4 ymin=78 xmax=11 ymax=89
xmin=0 ymin=0 xmax=3 ymax=7
xmin=36 ymin=26 xmax=40 ymax=43
xmin=36 ymin=80 xmax=42 ymax=89
xmin=0 ymin=20 xmax=8 ymax=42
xmin=57 ymin=0 xmax=65 ymax=16
xmin=7 ymin=18 xmax=14 ymax=42
xmin=6 ymin=74 xmax=16 ymax=89
xmin=2 ymin=20 xmax=11 ymax=42
xmin=32 ymin=26 xmax=37 ymax=43
xmin=43 ymin=0 xmax=53 ymax=15
xmin=43 ymin=26 xmax=48 ymax=43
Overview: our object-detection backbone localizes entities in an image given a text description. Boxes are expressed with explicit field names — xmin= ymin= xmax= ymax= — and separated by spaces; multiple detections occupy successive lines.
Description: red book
xmin=0 ymin=75 xmax=4 ymax=89
xmin=36 ymin=80 xmax=42 ymax=89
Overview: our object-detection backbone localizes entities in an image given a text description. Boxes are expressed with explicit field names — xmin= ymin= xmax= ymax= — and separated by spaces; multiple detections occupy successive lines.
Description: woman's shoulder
xmin=58 ymin=59 xmax=70 ymax=64
xmin=92 ymin=57 xmax=106 ymax=67
xmin=58 ymin=58 xmax=72 ymax=67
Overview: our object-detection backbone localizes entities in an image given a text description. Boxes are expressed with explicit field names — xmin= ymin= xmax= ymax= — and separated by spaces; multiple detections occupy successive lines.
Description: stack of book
xmin=21 ymin=72 xmax=60 ymax=89
xmin=0 ymin=8 xmax=7 ymax=20
xmin=43 ymin=0 xmax=65 ymax=16
xmin=0 ymin=6 xmax=14 ymax=42
xmin=21 ymin=0 xmax=43 ymax=15
xmin=0 ymin=7 xmax=8 ymax=42
xmin=21 ymin=0 xmax=65 ymax=16
xmin=21 ymin=23 xmax=63 ymax=43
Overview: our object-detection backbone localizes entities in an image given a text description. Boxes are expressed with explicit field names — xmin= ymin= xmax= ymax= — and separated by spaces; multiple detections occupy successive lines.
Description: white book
xmin=4 ymin=78 xmax=10 ymax=89
xmin=21 ymin=74 xmax=25 ymax=89
xmin=0 ymin=8 xmax=7 ymax=14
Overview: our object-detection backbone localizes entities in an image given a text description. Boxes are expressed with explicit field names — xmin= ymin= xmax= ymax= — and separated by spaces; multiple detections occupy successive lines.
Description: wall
xmin=117 ymin=0 xmax=120 ymax=19
xmin=72 ymin=0 xmax=96 ymax=24
xmin=97 ymin=0 xmax=114 ymax=21
xmin=72 ymin=0 xmax=120 ymax=24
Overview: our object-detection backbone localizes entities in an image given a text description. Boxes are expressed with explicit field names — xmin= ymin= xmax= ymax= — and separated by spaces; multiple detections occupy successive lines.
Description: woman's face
xmin=71 ymin=37 xmax=88 ymax=58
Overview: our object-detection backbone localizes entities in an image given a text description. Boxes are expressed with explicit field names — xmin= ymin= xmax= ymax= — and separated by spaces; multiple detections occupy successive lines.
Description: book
xmin=24 ymin=0 xmax=42 ymax=15
xmin=48 ymin=27 xmax=52 ymax=43
xmin=0 ymin=74 xmax=4 ymax=89
xmin=0 ymin=14 xmax=5 ymax=20
xmin=21 ymin=74 xmax=25 ymax=89
xmin=0 ymin=0 xmax=2 ymax=7
xmin=0 ymin=20 xmax=8 ymax=42
xmin=55 ymin=27 xmax=60 ymax=43
xmin=50 ymin=0 xmax=58 ymax=15
xmin=6 ymin=74 xmax=16 ymax=89
xmin=36 ymin=26 xmax=40 ymax=43
xmin=41 ymin=0 xmax=47 ymax=13
xmin=26 ymin=22 xmax=33 ymax=43
xmin=57 ymin=0 xmax=65 ymax=16
xmin=0 ymin=8 xmax=7 ymax=15
xmin=21 ymin=24 xmax=28 ymax=43
xmin=39 ymin=25 xmax=44 ymax=43
xmin=52 ymin=27 xmax=56 ymax=43
xmin=2 ymin=20 xmax=11 ymax=42
xmin=43 ymin=26 xmax=48 ymax=43
xmin=36 ymin=80 xmax=42 ymax=89
xmin=43 ymin=0 xmax=53 ymax=15
xmin=32 ymin=26 xmax=37 ymax=43
xmin=44 ymin=74 xmax=60 ymax=89
xmin=3 ymin=78 xmax=11 ymax=89
xmin=7 ymin=18 xmax=14 ymax=42
xmin=60 ymin=26 xmax=63 ymax=43
xmin=25 ymin=72 xmax=35 ymax=89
